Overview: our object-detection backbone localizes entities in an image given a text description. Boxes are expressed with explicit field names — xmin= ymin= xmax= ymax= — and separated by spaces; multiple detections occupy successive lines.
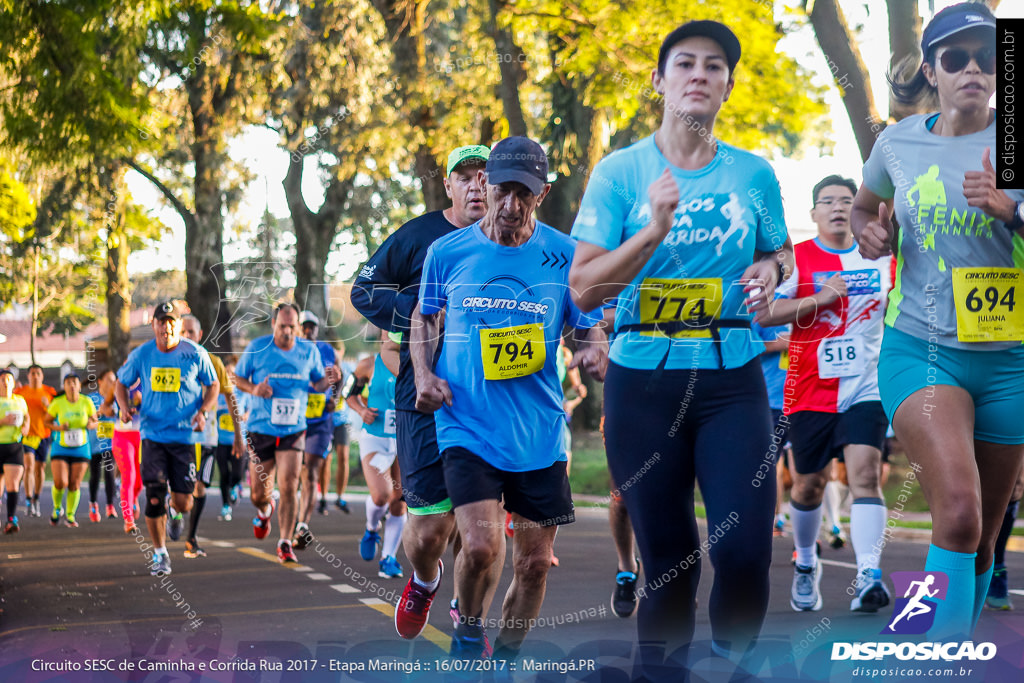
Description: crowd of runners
xmin=1 ymin=3 xmax=1021 ymax=679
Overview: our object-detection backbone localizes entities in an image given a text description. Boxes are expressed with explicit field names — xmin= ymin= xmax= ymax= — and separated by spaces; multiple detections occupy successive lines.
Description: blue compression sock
xmin=925 ymin=544 xmax=977 ymax=641
xmin=971 ymin=561 xmax=994 ymax=635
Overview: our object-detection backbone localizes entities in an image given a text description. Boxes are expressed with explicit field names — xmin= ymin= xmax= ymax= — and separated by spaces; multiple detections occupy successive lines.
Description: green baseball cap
xmin=446 ymin=145 xmax=490 ymax=176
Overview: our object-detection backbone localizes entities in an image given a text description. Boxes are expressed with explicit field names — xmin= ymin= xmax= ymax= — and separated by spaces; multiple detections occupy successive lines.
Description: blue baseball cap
xmin=485 ymin=137 xmax=549 ymax=196
xmin=921 ymin=2 xmax=996 ymax=59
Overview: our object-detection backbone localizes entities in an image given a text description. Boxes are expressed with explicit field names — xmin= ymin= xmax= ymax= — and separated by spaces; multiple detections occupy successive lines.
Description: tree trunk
xmin=30 ymin=244 xmax=38 ymax=366
xmin=187 ymin=136 xmax=231 ymax=353
xmin=102 ymin=168 xmax=131 ymax=371
xmin=373 ymin=0 xmax=446 ymax=211
xmin=286 ymin=155 xmax=328 ymax=328
xmin=805 ymin=0 xmax=883 ymax=161
xmin=887 ymin=0 xmax=923 ymax=122
xmin=488 ymin=0 xmax=528 ymax=137
xmin=415 ymin=143 xmax=447 ymax=212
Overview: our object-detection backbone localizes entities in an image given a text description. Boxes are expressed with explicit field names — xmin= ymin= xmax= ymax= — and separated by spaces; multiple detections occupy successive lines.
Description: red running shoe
xmin=395 ymin=560 xmax=442 ymax=639
xmin=277 ymin=540 xmax=297 ymax=563
xmin=253 ymin=500 xmax=274 ymax=539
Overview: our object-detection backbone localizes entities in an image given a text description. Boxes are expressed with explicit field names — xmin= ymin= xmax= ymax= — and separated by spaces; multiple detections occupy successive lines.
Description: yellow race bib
xmin=779 ymin=349 xmax=790 ymax=370
xmin=306 ymin=393 xmax=326 ymax=418
xmin=219 ymin=413 xmax=234 ymax=431
xmin=951 ymin=268 xmax=1024 ymax=342
xmin=637 ymin=278 xmax=723 ymax=338
xmin=96 ymin=422 xmax=114 ymax=440
xmin=23 ymin=434 xmax=41 ymax=449
xmin=150 ymin=367 xmax=181 ymax=392
xmin=480 ymin=324 xmax=546 ymax=380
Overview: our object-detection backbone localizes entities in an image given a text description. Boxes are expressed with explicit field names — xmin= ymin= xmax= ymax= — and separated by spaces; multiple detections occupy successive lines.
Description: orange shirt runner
xmin=14 ymin=385 xmax=57 ymax=443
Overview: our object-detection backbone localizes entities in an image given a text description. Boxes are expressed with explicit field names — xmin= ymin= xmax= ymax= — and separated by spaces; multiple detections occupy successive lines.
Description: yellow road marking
xmin=361 ymin=598 xmax=450 ymax=651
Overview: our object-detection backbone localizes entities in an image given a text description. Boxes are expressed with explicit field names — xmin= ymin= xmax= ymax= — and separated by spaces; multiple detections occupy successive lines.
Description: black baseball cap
xmin=153 ymin=301 xmax=179 ymax=321
xmin=658 ymin=20 xmax=741 ymax=74
xmin=485 ymin=137 xmax=549 ymax=196
xmin=921 ymin=2 xmax=996 ymax=60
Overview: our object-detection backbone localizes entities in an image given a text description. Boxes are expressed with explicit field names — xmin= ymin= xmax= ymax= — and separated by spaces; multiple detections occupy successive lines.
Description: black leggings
xmin=89 ymin=450 xmax=117 ymax=506
xmin=216 ymin=444 xmax=246 ymax=505
xmin=603 ymin=359 xmax=775 ymax=663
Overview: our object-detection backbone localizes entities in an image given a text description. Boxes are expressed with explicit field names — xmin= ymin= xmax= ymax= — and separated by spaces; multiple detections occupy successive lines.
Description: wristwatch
xmin=1007 ymin=201 xmax=1024 ymax=232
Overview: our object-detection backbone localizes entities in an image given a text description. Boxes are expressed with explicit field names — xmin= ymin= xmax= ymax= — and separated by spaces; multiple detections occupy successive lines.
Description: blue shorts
xmin=24 ymin=435 xmax=51 ymax=461
xmin=304 ymin=419 xmax=333 ymax=458
xmin=878 ymin=325 xmax=1024 ymax=445
xmin=396 ymin=409 xmax=451 ymax=515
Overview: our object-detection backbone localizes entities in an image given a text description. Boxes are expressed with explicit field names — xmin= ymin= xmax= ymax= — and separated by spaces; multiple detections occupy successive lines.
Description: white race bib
xmin=817 ymin=336 xmax=864 ymax=379
xmin=384 ymin=409 xmax=396 ymax=436
xmin=270 ymin=398 xmax=301 ymax=426
xmin=62 ymin=428 xmax=86 ymax=448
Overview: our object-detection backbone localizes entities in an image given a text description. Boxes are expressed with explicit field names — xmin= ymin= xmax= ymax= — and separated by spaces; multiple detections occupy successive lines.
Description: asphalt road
xmin=1 ymin=493 xmax=1023 ymax=683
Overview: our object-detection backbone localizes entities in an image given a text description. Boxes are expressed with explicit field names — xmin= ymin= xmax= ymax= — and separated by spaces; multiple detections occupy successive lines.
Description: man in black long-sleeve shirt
xmin=350 ymin=145 xmax=500 ymax=641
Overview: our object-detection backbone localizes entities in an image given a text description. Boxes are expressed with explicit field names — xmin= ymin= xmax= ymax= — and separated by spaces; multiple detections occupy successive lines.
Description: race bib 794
xmin=480 ymin=324 xmax=546 ymax=380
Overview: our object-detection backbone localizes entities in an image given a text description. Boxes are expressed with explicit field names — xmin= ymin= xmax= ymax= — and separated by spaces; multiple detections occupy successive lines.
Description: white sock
xmin=791 ymin=502 xmax=822 ymax=567
xmin=413 ymin=570 xmax=440 ymax=592
xmin=822 ymin=482 xmax=841 ymax=531
xmin=366 ymin=499 xmax=387 ymax=532
xmin=851 ymin=498 xmax=887 ymax=573
xmin=154 ymin=546 xmax=167 ymax=556
xmin=382 ymin=513 xmax=406 ymax=559
xmin=836 ymin=481 xmax=851 ymax=516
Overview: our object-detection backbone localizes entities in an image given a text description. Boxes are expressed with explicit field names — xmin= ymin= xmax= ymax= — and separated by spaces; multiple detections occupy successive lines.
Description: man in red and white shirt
xmin=761 ymin=175 xmax=892 ymax=615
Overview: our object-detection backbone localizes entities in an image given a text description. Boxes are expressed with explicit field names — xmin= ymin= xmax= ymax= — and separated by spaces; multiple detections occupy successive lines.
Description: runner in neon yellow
xmin=0 ymin=369 xmax=29 ymax=533
xmin=44 ymin=373 xmax=98 ymax=528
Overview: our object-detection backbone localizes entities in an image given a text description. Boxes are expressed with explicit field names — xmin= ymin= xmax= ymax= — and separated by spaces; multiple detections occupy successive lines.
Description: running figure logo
xmin=882 ymin=571 xmax=948 ymax=634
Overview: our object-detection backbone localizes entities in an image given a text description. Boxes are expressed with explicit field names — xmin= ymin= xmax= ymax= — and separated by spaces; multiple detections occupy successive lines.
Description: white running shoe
xmin=791 ymin=557 xmax=823 ymax=611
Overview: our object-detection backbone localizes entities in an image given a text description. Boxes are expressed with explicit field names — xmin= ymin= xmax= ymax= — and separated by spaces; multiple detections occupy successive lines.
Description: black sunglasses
xmin=937 ymin=47 xmax=996 ymax=75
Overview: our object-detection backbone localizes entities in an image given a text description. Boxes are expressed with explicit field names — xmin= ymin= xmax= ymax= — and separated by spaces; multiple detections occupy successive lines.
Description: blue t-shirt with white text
xmin=420 ymin=221 xmax=601 ymax=471
xmin=116 ymin=338 xmax=217 ymax=444
xmin=571 ymin=135 xmax=789 ymax=370
xmin=235 ymin=336 xmax=325 ymax=437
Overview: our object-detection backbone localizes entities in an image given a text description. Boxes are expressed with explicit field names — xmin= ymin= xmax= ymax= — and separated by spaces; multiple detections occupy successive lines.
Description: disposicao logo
xmin=832 ymin=571 xmax=997 ymax=664
xmin=883 ymin=571 xmax=947 ymax=635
